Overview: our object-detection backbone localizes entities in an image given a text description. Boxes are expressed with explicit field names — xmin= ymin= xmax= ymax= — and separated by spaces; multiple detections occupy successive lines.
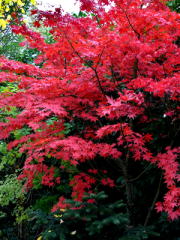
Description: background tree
xmin=0 ymin=0 xmax=35 ymax=29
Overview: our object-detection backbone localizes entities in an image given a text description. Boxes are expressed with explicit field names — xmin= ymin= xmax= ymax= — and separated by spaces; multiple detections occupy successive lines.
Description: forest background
xmin=1 ymin=0 xmax=180 ymax=239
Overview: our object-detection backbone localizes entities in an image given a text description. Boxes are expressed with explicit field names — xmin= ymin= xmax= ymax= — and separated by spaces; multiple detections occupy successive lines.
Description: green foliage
xmin=32 ymin=194 xmax=59 ymax=214
xmin=42 ymin=28 xmax=56 ymax=45
xmin=0 ymin=81 xmax=18 ymax=94
xmin=46 ymin=116 xmax=59 ymax=126
xmin=153 ymin=212 xmax=180 ymax=240
xmin=119 ymin=225 xmax=160 ymax=240
xmin=166 ymin=0 xmax=180 ymax=13
xmin=0 ymin=29 xmax=39 ymax=63
xmin=0 ymin=173 xmax=25 ymax=207
xmin=0 ymin=172 xmax=27 ymax=222
xmin=27 ymin=191 xmax=159 ymax=240
xmin=12 ymin=194 xmax=29 ymax=224
xmin=72 ymin=11 xmax=88 ymax=18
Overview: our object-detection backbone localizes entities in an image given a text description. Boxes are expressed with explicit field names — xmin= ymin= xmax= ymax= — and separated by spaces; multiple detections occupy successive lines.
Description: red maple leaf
xmin=33 ymin=21 xmax=41 ymax=28
xmin=155 ymin=202 xmax=164 ymax=213
xmin=144 ymin=133 xmax=153 ymax=142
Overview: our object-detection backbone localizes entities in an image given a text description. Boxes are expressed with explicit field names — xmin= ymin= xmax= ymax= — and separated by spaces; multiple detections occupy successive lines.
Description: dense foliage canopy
xmin=1 ymin=0 xmax=180 ymax=239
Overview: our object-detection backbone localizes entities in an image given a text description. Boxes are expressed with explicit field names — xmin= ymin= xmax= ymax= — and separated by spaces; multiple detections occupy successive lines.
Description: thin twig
xmin=115 ymin=1 xmax=140 ymax=38
xmin=144 ymin=172 xmax=163 ymax=227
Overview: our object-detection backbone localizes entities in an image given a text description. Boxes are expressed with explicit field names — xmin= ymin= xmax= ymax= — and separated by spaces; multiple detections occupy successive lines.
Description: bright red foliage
xmin=1 ymin=0 xmax=180 ymax=222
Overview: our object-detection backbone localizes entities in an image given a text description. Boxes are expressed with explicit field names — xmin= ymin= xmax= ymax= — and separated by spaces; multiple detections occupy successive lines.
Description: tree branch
xmin=144 ymin=171 xmax=163 ymax=227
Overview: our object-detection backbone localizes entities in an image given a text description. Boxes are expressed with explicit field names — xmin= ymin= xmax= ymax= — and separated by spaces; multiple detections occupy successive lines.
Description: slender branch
xmin=64 ymin=57 xmax=67 ymax=75
xmin=120 ymin=163 xmax=152 ymax=189
xmin=110 ymin=65 xmax=117 ymax=83
xmin=130 ymin=163 xmax=151 ymax=182
xmin=123 ymin=146 xmax=135 ymax=226
xmin=93 ymin=68 xmax=106 ymax=97
xmin=133 ymin=57 xmax=138 ymax=79
xmin=87 ymin=159 xmax=104 ymax=179
xmin=107 ymin=158 xmax=123 ymax=171
xmin=95 ymin=47 xmax=105 ymax=70
xmin=24 ymin=190 xmax=32 ymax=205
xmin=139 ymin=20 xmax=152 ymax=36
xmin=114 ymin=185 xmax=123 ymax=193
xmin=114 ymin=158 xmax=125 ymax=170
xmin=126 ymin=0 xmax=133 ymax=11
xmin=115 ymin=157 xmax=125 ymax=170
xmin=68 ymin=121 xmax=81 ymax=134
xmin=115 ymin=1 xmax=140 ymax=38
xmin=144 ymin=172 xmax=163 ymax=227
xmin=85 ymin=2 xmax=104 ymax=29
xmin=94 ymin=14 xmax=103 ymax=28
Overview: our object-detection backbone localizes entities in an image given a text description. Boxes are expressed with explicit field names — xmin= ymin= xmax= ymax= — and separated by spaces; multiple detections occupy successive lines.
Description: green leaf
xmin=100 ymin=210 xmax=105 ymax=215
xmin=42 ymin=218 xmax=48 ymax=224
xmin=92 ymin=221 xmax=101 ymax=226
xmin=119 ymin=236 xmax=141 ymax=240
xmin=98 ymin=194 xmax=108 ymax=199
xmin=97 ymin=223 xmax=104 ymax=229
xmin=85 ymin=216 xmax=92 ymax=221
xmin=74 ymin=212 xmax=80 ymax=218
xmin=86 ymin=208 xmax=91 ymax=213
xmin=103 ymin=218 xmax=112 ymax=225
xmin=113 ymin=218 xmax=120 ymax=225
xmin=89 ymin=230 xmax=96 ymax=236
xmin=146 ymin=231 xmax=160 ymax=237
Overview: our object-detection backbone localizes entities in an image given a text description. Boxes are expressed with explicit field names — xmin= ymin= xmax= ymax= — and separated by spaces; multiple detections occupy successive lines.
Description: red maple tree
xmin=1 ymin=0 xmax=180 ymax=224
